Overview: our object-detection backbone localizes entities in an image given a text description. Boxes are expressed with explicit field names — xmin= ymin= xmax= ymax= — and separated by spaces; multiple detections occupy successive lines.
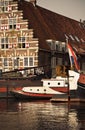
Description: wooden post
xmin=7 ymin=85 xmax=8 ymax=99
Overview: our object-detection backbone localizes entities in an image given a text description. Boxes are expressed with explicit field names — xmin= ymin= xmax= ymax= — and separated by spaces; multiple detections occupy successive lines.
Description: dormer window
xmin=81 ymin=38 xmax=85 ymax=43
xmin=75 ymin=36 xmax=80 ymax=42
xmin=64 ymin=34 xmax=69 ymax=40
xmin=69 ymin=35 xmax=75 ymax=41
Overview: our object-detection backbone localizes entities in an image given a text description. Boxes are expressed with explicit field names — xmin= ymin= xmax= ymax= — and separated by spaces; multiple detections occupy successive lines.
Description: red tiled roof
xmin=17 ymin=0 xmax=85 ymax=54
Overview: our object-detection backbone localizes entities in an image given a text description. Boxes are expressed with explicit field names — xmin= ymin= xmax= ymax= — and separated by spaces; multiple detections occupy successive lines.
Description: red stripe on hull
xmin=50 ymin=87 xmax=68 ymax=93
xmin=11 ymin=90 xmax=54 ymax=99
xmin=0 ymin=88 xmax=7 ymax=92
xmin=14 ymin=87 xmax=22 ymax=91
xmin=20 ymin=91 xmax=53 ymax=97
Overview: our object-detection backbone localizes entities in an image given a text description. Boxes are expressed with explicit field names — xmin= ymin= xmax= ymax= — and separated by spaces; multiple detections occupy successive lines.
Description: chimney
xmin=30 ymin=0 xmax=36 ymax=6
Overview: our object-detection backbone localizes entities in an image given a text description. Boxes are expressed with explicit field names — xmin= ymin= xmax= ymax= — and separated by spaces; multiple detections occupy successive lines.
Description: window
xmin=22 ymin=37 xmax=25 ymax=42
xmin=0 ymin=1 xmax=4 ymax=6
xmin=0 ymin=1 xmax=9 ymax=12
xmin=1 ymin=37 xmax=8 ymax=44
xmin=56 ymin=44 xmax=58 ymax=51
xmin=69 ymin=35 xmax=75 ymax=41
xmin=48 ymin=82 xmax=50 ymax=85
xmin=18 ymin=43 xmax=21 ymax=48
xmin=44 ymin=89 xmax=46 ymax=92
xmin=1 ymin=38 xmax=8 ymax=49
xmin=6 ymin=44 xmax=8 ymax=48
xmin=22 ymin=43 xmax=25 ymax=48
xmin=64 ymin=34 xmax=69 ymax=40
xmin=18 ymin=37 xmax=25 ymax=48
xmin=1 ymin=44 xmax=4 ymax=49
xmin=24 ymin=57 xmax=28 ymax=66
xmin=75 ymin=36 xmax=80 ymax=42
xmin=4 ymin=58 xmax=7 ymax=66
xmin=14 ymin=58 xmax=19 ymax=67
xmin=18 ymin=37 xmax=25 ymax=42
xmin=1 ymin=38 xmax=5 ymax=43
xmin=29 ymin=57 xmax=33 ymax=66
xmin=9 ymin=18 xmax=16 ymax=29
xmin=58 ymin=82 xmax=60 ymax=85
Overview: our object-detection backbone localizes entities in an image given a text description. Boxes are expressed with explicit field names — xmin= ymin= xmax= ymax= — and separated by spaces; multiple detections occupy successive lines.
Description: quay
xmin=50 ymin=98 xmax=85 ymax=102
xmin=50 ymin=93 xmax=85 ymax=102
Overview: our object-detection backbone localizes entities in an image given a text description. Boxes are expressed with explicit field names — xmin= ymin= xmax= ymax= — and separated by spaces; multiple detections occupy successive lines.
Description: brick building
xmin=0 ymin=0 xmax=85 ymax=75
xmin=0 ymin=0 xmax=39 ymax=73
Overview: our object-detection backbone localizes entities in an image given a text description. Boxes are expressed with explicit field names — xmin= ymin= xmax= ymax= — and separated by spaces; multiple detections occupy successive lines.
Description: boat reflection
xmin=0 ymin=99 xmax=85 ymax=130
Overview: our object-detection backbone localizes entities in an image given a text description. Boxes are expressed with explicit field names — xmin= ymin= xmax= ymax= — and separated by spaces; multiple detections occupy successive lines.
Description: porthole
xmin=37 ymin=89 xmax=39 ymax=91
xmin=44 ymin=89 xmax=46 ymax=91
xmin=58 ymin=82 xmax=60 ymax=85
xmin=48 ymin=82 xmax=50 ymax=85
xmin=30 ymin=89 xmax=32 ymax=91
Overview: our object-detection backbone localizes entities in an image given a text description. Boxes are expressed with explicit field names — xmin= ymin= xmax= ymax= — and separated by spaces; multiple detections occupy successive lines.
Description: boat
xmin=67 ymin=43 xmax=85 ymax=99
xmin=77 ymin=73 xmax=85 ymax=98
xmin=10 ymin=43 xmax=82 ymax=100
xmin=0 ymin=73 xmax=43 ymax=98
xmin=10 ymin=70 xmax=80 ymax=99
xmin=4 ymin=43 xmax=85 ymax=99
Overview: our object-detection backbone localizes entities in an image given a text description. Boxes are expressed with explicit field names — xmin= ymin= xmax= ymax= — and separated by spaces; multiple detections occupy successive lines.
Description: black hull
xmin=77 ymin=82 xmax=85 ymax=98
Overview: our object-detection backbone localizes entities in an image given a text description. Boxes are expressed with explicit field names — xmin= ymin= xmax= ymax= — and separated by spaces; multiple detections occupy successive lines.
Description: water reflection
xmin=0 ymin=99 xmax=85 ymax=130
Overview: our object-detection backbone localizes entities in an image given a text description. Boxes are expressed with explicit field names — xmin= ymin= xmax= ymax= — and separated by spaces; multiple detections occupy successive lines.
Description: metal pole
xmin=66 ymin=38 xmax=70 ymax=102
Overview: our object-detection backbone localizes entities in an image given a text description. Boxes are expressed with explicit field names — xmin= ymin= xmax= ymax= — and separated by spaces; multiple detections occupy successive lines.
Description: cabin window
xmin=44 ymin=89 xmax=46 ymax=91
xmin=37 ymin=89 xmax=39 ymax=91
xmin=30 ymin=89 xmax=32 ymax=91
xmin=58 ymin=82 xmax=60 ymax=85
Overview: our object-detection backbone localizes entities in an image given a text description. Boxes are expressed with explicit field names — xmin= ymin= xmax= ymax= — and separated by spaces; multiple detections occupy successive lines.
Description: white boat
xmin=10 ymin=43 xmax=82 ymax=100
xmin=10 ymin=70 xmax=80 ymax=99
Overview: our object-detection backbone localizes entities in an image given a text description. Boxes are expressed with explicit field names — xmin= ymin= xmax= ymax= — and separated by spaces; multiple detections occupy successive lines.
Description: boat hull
xmin=77 ymin=73 xmax=85 ymax=98
xmin=0 ymin=78 xmax=42 ymax=98
xmin=10 ymin=90 xmax=54 ymax=100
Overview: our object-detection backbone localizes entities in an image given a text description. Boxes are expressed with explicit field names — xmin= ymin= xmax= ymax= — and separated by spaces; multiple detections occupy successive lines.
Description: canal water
xmin=0 ymin=99 xmax=85 ymax=130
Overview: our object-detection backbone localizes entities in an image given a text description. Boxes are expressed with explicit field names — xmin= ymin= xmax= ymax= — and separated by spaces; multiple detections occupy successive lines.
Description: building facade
xmin=0 ymin=0 xmax=39 ymax=72
xmin=0 ymin=0 xmax=85 ymax=76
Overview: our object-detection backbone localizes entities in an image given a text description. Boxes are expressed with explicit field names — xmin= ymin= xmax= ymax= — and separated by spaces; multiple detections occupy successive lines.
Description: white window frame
xmin=29 ymin=57 xmax=34 ymax=67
